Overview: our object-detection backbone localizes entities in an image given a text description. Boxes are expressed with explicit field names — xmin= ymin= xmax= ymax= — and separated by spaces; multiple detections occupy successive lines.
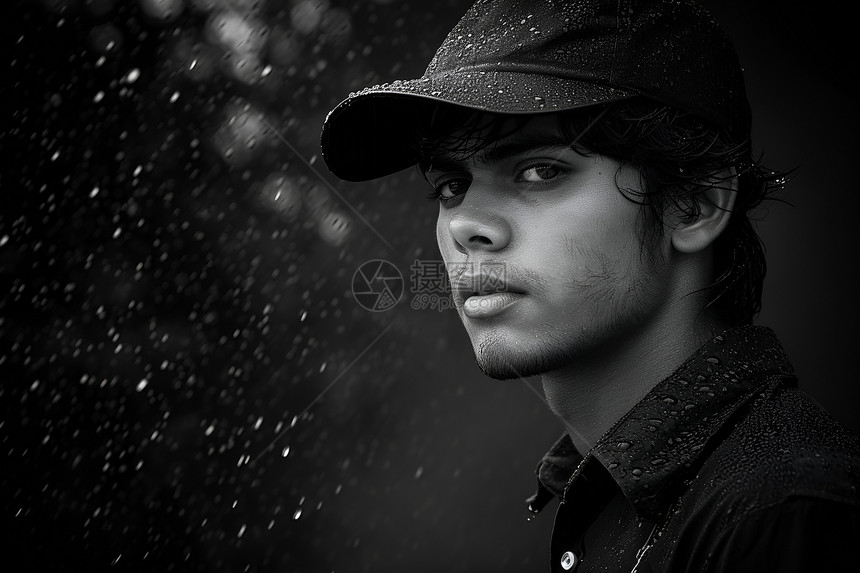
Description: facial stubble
xmin=468 ymin=237 xmax=668 ymax=380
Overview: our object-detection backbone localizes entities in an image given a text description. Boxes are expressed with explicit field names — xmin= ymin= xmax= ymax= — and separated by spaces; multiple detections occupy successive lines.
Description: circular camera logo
xmin=352 ymin=259 xmax=404 ymax=312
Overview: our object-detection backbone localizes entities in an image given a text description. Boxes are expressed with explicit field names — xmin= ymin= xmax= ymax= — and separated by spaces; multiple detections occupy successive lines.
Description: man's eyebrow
xmin=423 ymin=133 xmax=577 ymax=173
xmin=481 ymin=137 xmax=575 ymax=165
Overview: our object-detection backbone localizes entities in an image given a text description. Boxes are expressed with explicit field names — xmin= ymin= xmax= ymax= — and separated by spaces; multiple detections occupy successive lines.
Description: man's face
xmin=426 ymin=115 xmax=675 ymax=379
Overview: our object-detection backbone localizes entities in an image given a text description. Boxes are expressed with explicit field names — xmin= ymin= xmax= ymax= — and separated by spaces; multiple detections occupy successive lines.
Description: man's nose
xmin=448 ymin=210 xmax=512 ymax=253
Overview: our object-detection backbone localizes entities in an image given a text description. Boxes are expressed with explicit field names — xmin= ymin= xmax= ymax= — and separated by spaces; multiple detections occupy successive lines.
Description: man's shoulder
xmin=653 ymin=384 xmax=860 ymax=571
xmin=657 ymin=385 xmax=860 ymax=572
xmin=691 ymin=383 xmax=859 ymax=518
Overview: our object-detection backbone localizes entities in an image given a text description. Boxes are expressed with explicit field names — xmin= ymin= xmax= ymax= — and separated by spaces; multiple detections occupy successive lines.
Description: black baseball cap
xmin=321 ymin=0 xmax=751 ymax=182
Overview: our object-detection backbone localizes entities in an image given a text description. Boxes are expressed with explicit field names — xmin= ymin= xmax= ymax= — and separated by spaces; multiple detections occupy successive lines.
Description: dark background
xmin=2 ymin=0 xmax=857 ymax=571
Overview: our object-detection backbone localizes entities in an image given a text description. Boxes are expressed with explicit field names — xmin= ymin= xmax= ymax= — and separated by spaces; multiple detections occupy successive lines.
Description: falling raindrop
xmin=317 ymin=209 xmax=352 ymax=246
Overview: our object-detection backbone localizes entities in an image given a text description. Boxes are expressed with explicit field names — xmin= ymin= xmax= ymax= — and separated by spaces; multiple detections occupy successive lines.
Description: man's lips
xmin=451 ymin=274 xmax=524 ymax=301
xmin=461 ymin=291 xmax=524 ymax=318
xmin=451 ymin=272 xmax=526 ymax=318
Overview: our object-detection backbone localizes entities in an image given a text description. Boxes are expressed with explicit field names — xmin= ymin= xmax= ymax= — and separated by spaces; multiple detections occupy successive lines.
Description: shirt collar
xmin=530 ymin=325 xmax=797 ymax=522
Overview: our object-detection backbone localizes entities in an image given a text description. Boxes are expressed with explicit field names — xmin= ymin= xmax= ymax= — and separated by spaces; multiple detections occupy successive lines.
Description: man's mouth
xmin=451 ymin=272 xmax=525 ymax=319
xmin=461 ymin=291 xmax=524 ymax=318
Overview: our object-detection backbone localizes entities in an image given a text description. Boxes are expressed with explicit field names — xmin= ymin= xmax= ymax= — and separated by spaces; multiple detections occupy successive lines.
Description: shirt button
xmin=560 ymin=551 xmax=578 ymax=570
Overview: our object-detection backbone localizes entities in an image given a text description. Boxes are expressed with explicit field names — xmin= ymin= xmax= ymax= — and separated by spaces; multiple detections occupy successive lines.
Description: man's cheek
xmin=436 ymin=225 xmax=456 ymax=261
xmin=435 ymin=220 xmax=447 ymax=255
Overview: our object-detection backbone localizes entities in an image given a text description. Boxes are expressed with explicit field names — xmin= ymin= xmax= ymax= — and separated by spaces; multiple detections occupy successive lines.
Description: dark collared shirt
xmin=527 ymin=326 xmax=860 ymax=572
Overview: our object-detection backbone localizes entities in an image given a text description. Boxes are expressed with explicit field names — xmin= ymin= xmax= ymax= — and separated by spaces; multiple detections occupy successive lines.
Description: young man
xmin=320 ymin=0 xmax=859 ymax=571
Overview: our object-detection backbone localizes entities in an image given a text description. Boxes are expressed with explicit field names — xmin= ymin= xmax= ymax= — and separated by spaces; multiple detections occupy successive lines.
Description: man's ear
xmin=671 ymin=169 xmax=738 ymax=254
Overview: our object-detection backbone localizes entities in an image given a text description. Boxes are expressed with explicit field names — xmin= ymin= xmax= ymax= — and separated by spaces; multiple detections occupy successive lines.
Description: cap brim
xmin=321 ymin=70 xmax=637 ymax=182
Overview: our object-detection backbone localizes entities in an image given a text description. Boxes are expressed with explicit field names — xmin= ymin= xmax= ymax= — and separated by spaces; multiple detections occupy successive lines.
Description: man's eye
xmin=435 ymin=179 xmax=469 ymax=201
xmin=519 ymin=165 xmax=561 ymax=182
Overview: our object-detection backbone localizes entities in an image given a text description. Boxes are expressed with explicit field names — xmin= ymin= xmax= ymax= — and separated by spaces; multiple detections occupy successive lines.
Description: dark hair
xmin=416 ymin=98 xmax=788 ymax=326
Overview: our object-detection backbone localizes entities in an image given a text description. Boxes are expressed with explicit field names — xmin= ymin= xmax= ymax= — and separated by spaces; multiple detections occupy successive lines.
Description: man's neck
xmin=540 ymin=292 xmax=727 ymax=456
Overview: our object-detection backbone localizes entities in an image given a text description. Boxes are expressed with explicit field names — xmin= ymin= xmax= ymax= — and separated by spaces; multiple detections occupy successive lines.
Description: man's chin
xmin=472 ymin=338 xmax=570 ymax=380
xmin=475 ymin=359 xmax=526 ymax=380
